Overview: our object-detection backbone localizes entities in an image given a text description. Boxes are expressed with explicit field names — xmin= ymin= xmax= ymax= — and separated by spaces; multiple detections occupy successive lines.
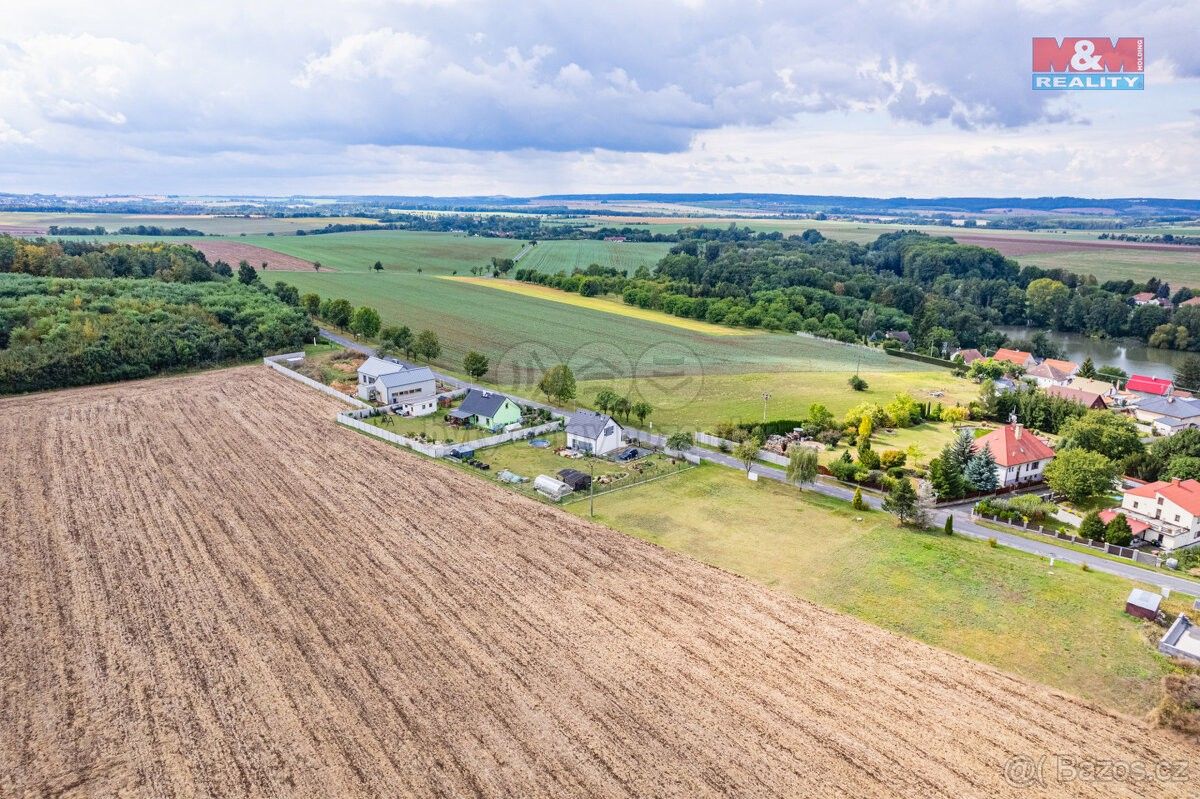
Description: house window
xmin=604 ymin=426 xmax=614 ymax=435
xmin=1175 ymin=514 xmax=1181 ymax=523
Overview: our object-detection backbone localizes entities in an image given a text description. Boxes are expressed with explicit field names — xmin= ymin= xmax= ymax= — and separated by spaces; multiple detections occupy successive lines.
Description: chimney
xmin=1013 ymin=423 xmax=1023 ymax=439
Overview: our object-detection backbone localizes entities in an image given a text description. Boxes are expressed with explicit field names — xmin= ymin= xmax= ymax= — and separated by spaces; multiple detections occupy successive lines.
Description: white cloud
xmin=0 ymin=0 xmax=1195 ymax=196
xmin=294 ymin=28 xmax=432 ymax=89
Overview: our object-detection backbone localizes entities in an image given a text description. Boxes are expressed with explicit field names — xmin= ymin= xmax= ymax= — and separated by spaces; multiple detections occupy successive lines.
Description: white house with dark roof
xmin=1132 ymin=395 xmax=1200 ymax=435
xmin=356 ymin=356 xmax=437 ymax=413
xmin=566 ymin=410 xmax=624 ymax=455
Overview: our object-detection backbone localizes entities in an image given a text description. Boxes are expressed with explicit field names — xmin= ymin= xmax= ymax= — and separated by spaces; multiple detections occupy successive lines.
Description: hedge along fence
xmin=264 ymin=352 xmax=371 ymax=409
xmin=883 ymin=348 xmax=956 ymax=369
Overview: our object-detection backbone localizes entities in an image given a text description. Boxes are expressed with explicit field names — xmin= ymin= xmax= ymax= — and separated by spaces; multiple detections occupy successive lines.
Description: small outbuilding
xmin=1125 ymin=588 xmax=1162 ymax=620
xmin=557 ymin=468 xmax=592 ymax=491
xmin=534 ymin=474 xmax=574 ymax=501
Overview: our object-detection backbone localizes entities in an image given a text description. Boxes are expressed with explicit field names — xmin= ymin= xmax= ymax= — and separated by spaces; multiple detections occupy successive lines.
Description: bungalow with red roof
xmin=1132 ymin=291 xmax=1160 ymax=306
xmin=991 ymin=348 xmax=1036 ymax=369
xmin=1113 ymin=478 xmax=1200 ymax=551
xmin=1181 ymin=296 xmax=1200 ymax=308
xmin=1126 ymin=374 xmax=1173 ymax=397
xmin=974 ymin=423 xmax=1056 ymax=488
xmin=1041 ymin=358 xmax=1079 ymax=377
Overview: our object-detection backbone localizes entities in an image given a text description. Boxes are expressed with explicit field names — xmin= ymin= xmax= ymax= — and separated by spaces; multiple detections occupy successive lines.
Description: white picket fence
xmin=263 ymin=352 xmax=371 ymax=409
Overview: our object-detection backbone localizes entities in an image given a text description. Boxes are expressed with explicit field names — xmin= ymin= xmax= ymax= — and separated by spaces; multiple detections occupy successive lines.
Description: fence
xmin=971 ymin=511 xmax=1162 ymax=567
xmin=560 ymin=461 xmax=696 ymax=504
xmin=692 ymin=431 xmax=790 ymax=467
xmin=338 ymin=410 xmax=562 ymax=459
xmin=263 ymin=352 xmax=371 ymax=409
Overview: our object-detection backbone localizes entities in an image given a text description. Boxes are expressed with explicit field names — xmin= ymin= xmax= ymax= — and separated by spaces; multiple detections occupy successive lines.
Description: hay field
xmin=443 ymin=276 xmax=751 ymax=335
xmin=0 ymin=367 xmax=1193 ymax=798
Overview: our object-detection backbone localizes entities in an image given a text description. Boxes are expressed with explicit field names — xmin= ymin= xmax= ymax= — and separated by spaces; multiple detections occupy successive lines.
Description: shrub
xmin=879 ymin=450 xmax=907 ymax=470
xmin=944 ymin=516 xmax=953 ymax=535
xmin=988 ymin=537 xmax=998 ymax=548
xmin=848 ymin=374 xmax=868 ymax=391
xmin=852 ymin=487 xmax=866 ymax=510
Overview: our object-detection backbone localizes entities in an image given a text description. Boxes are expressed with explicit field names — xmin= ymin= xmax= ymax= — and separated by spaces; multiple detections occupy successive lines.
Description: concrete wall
xmin=337 ymin=411 xmax=561 ymax=459
xmin=264 ymin=353 xmax=371 ymax=409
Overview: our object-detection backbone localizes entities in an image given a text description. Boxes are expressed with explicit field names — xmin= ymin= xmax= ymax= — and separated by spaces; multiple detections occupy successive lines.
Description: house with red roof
xmin=950 ymin=348 xmax=983 ymax=365
xmin=990 ymin=348 xmax=1036 ymax=369
xmin=1132 ymin=291 xmax=1159 ymax=305
xmin=1114 ymin=478 xmax=1200 ymax=551
xmin=1181 ymin=296 xmax=1200 ymax=308
xmin=1043 ymin=385 xmax=1107 ymax=410
xmin=1126 ymin=374 xmax=1173 ymax=397
xmin=973 ymin=423 xmax=1056 ymax=488
xmin=1026 ymin=361 xmax=1074 ymax=388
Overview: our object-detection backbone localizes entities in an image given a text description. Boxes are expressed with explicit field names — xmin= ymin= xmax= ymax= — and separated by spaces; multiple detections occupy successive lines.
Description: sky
xmin=1 ymin=0 xmax=1197 ymax=198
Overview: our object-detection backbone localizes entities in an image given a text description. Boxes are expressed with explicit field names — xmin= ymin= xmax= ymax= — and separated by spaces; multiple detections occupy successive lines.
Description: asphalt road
xmin=320 ymin=328 xmax=1200 ymax=598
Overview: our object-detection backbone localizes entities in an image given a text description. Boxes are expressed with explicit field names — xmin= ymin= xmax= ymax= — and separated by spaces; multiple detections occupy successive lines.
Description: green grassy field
xmin=516 ymin=239 xmax=672 ymax=274
xmin=560 ymin=369 xmax=976 ymax=433
xmin=573 ymin=464 xmax=1189 ymax=716
xmin=237 ymin=230 xmax=525 ymax=274
xmin=1014 ymin=248 xmax=1200 ymax=287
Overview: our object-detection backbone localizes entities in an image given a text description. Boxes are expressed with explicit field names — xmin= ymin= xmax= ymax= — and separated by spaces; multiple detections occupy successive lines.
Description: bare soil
xmin=0 ymin=367 xmax=1195 ymax=798
xmin=187 ymin=239 xmax=329 ymax=271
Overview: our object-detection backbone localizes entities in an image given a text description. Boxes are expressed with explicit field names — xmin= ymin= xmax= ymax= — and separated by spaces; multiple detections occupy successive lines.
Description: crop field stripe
xmin=442 ymin=277 xmax=752 ymax=336
xmin=0 ymin=367 xmax=1190 ymax=798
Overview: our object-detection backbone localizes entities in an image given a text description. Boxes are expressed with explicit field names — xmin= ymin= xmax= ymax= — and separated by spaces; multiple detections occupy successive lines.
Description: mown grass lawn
xmin=565 ymin=369 xmax=978 ymax=435
xmin=573 ymin=463 xmax=1192 ymax=717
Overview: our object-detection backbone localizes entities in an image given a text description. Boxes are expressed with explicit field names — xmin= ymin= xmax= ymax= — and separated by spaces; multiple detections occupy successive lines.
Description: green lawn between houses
xmin=568 ymin=462 xmax=1194 ymax=717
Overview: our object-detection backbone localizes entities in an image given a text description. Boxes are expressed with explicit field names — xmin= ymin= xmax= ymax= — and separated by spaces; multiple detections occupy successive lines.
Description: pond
xmin=995 ymin=326 xmax=1187 ymax=381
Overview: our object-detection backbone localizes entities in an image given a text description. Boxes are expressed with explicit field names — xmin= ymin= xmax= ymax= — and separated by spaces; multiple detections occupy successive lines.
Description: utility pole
xmin=762 ymin=392 xmax=771 ymax=423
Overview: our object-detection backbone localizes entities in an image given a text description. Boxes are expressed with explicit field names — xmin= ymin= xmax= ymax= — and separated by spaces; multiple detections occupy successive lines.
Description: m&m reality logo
xmin=1032 ymin=37 xmax=1144 ymax=91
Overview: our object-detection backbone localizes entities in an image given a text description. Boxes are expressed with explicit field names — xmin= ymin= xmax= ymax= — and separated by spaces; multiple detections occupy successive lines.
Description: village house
xmin=1181 ymin=296 xmax=1200 ymax=308
xmin=1132 ymin=395 xmax=1200 ymax=435
xmin=356 ymin=356 xmax=438 ymax=413
xmin=950 ymin=348 xmax=983 ymax=364
xmin=1026 ymin=361 xmax=1075 ymax=388
xmin=447 ymin=389 xmax=523 ymax=431
xmin=1132 ymin=291 xmax=1163 ymax=306
xmin=884 ymin=330 xmax=912 ymax=346
xmin=1043 ymin=385 xmax=1107 ymax=410
xmin=974 ymin=423 xmax=1056 ymax=488
xmin=1112 ymin=478 xmax=1200 ymax=551
xmin=1126 ymin=374 xmax=1174 ymax=397
xmin=1070 ymin=376 xmax=1119 ymax=399
xmin=991 ymin=348 xmax=1037 ymax=369
xmin=565 ymin=410 xmax=624 ymax=456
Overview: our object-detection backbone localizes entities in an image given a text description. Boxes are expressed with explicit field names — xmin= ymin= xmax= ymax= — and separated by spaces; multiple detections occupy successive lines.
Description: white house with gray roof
xmin=357 ymin=356 xmax=437 ymax=414
xmin=566 ymin=410 xmax=624 ymax=455
xmin=1133 ymin=395 xmax=1200 ymax=435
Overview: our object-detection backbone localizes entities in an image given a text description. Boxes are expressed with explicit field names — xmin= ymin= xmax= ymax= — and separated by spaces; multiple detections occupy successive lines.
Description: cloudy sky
xmin=1 ymin=0 xmax=1197 ymax=198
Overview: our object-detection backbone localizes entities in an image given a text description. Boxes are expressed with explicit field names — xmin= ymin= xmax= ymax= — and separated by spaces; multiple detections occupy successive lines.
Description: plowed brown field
xmin=188 ymin=240 xmax=326 ymax=271
xmin=0 ymin=367 xmax=1194 ymax=798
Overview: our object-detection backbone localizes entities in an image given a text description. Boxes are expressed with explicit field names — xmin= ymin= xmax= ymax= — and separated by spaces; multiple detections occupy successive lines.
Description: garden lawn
xmin=575 ymin=463 xmax=1190 ymax=717
xmin=362 ymin=406 xmax=494 ymax=444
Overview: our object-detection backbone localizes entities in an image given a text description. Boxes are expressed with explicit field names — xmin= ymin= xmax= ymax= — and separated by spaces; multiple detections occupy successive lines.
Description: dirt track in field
xmin=187 ymin=239 xmax=328 ymax=271
xmin=1 ymin=367 xmax=1194 ymax=798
